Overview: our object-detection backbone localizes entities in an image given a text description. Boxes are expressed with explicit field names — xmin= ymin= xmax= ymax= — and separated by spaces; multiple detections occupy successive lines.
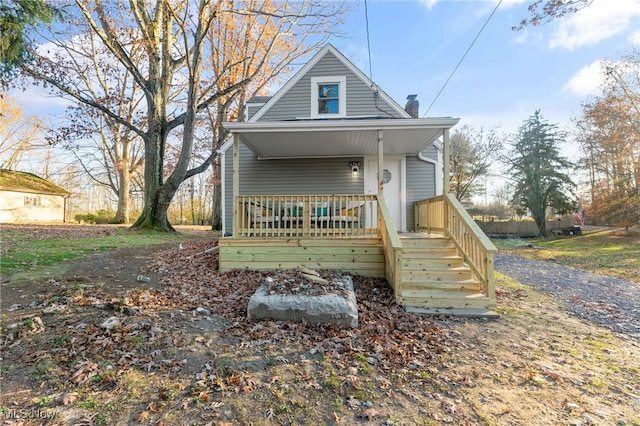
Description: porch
xmin=219 ymin=193 xmax=497 ymax=313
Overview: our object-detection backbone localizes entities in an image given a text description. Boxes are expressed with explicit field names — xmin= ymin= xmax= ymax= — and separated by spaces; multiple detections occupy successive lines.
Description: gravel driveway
xmin=495 ymin=252 xmax=640 ymax=339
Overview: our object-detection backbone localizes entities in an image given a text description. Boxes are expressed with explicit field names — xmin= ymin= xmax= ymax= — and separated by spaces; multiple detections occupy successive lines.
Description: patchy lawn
xmin=1 ymin=225 xmax=639 ymax=425
xmin=494 ymin=227 xmax=640 ymax=284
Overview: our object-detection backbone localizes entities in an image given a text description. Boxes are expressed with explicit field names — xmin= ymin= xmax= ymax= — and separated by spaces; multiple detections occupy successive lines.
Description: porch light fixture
xmin=349 ymin=161 xmax=361 ymax=176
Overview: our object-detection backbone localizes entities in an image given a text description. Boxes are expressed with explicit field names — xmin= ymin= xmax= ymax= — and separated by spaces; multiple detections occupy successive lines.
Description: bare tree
xmin=514 ymin=0 xmax=593 ymax=30
xmin=449 ymin=125 xmax=503 ymax=204
xmin=18 ymin=0 xmax=348 ymax=231
xmin=47 ymin=28 xmax=148 ymax=223
xmin=0 ymin=94 xmax=45 ymax=169
xmin=574 ymin=51 xmax=640 ymax=229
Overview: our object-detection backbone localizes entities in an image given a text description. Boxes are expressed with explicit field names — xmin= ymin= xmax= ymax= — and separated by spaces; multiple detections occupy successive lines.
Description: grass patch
xmin=0 ymin=226 xmax=212 ymax=281
xmin=494 ymin=229 xmax=640 ymax=283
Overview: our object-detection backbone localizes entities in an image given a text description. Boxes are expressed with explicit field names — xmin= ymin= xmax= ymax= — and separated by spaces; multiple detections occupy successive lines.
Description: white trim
xmin=310 ymin=76 xmax=346 ymax=118
xmin=220 ymin=143 xmax=228 ymax=235
xmin=218 ymin=137 xmax=233 ymax=153
xmin=436 ymin=144 xmax=443 ymax=196
xmin=224 ymin=117 xmax=459 ymax=133
xmin=244 ymin=102 xmax=267 ymax=121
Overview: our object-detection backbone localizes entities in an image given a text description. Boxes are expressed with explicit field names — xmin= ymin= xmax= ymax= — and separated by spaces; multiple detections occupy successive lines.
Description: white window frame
xmin=310 ymin=76 xmax=346 ymax=118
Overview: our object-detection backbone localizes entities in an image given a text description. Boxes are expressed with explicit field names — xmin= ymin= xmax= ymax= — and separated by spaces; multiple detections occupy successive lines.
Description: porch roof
xmin=222 ymin=117 xmax=459 ymax=159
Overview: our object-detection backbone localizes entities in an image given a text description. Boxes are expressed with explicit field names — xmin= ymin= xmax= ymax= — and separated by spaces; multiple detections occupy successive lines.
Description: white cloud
xmin=420 ymin=0 xmax=438 ymax=9
xmin=549 ymin=0 xmax=640 ymax=50
xmin=563 ymin=60 xmax=609 ymax=97
xmin=499 ymin=0 xmax=528 ymax=7
xmin=630 ymin=31 xmax=640 ymax=44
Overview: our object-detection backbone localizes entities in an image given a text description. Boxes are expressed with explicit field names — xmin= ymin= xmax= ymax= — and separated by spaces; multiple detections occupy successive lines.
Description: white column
xmin=377 ymin=129 xmax=384 ymax=195
xmin=443 ymin=128 xmax=450 ymax=194
xmin=232 ymin=133 xmax=239 ymax=236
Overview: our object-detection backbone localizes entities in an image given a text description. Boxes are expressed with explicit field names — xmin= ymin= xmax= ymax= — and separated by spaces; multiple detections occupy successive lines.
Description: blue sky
xmin=13 ymin=0 xmax=640 ymax=140
xmin=329 ymin=0 xmax=640 ymax=138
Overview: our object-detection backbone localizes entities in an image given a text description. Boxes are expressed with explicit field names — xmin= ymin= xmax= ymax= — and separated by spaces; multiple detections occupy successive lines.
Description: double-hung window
xmin=24 ymin=195 xmax=41 ymax=207
xmin=311 ymin=76 xmax=346 ymax=118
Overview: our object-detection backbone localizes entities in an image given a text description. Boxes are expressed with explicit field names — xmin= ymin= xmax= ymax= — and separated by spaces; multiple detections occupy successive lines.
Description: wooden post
xmin=377 ymin=129 xmax=384 ymax=195
xmin=442 ymin=129 xmax=451 ymax=234
xmin=232 ymin=133 xmax=239 ymax=236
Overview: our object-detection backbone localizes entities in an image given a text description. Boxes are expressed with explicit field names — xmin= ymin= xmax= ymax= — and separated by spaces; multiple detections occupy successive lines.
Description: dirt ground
xmin=1 ymin=226 xmax=639 ymax=425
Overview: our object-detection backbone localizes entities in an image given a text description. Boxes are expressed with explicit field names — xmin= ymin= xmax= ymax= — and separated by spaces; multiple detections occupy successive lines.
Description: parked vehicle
xmin=551 ymin=225 xmax=582 ymax=236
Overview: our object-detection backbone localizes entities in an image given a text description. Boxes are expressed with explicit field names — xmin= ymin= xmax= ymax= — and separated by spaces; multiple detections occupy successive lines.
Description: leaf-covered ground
xmin=1 ymin=226 xmax=639 ymax=425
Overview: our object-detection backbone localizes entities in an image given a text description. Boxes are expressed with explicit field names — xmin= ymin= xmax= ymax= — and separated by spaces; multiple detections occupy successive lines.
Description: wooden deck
xmin=220 ymin=194 xmax=497 ymax=315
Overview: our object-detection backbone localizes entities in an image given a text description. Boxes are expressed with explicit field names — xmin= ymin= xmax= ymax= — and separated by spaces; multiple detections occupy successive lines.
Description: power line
xmin=364 ymin=0 xmax=373 ymax=81
xmin=423 ymin=0 xmax=503 ymax=117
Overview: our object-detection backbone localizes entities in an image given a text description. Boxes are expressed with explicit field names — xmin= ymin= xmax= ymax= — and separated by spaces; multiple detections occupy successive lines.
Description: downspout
xmin=418 ymin=140 xmax=443 ymax=196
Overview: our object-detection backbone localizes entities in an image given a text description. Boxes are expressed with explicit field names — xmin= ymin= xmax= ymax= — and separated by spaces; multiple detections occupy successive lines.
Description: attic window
xmin=311 ymin=76 xmax=346 ymax=118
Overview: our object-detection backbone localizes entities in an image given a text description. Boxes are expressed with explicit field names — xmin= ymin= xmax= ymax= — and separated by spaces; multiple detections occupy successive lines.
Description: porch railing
xmin=234 ymin=194 xmax=378 ymax=238
xmin=415 ymin=194 xmax=497 ymax=298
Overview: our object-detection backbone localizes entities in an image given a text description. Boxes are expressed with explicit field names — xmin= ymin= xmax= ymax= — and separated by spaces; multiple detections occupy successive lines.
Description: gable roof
xmin=0 ymin=169 xmax=70 ymax=196
xmin=249 ymin=43 xmax=411 ymax=122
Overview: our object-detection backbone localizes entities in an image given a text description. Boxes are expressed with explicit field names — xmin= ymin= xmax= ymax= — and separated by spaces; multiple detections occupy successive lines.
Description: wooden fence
xmin=476 ymin=217 xmax=576 ymax=236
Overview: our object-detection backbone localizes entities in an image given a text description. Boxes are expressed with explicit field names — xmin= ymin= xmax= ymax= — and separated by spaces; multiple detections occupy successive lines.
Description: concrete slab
xmin=247 ymin=275 xmax=358 ymax=327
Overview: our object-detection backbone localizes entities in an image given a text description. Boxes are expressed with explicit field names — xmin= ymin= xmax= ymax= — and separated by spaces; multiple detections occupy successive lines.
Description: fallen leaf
xmin=137 ymin=411 xmax=149 ymax=422
xmin=61 ymin=392 xmax=78 ymax=405
xmin=358 ymin=408 xmax=378 ymax=420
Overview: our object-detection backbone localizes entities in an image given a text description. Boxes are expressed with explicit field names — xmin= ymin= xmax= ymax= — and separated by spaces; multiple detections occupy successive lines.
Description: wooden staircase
xmin=396 ymin=235 xmax=497 ymax=316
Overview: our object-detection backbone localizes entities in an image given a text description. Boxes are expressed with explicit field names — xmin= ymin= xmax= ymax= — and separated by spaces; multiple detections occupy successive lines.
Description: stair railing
xmin=415 ymin=194 xmax=497 ymax=301
xmin=377 ymin=195 xmax=403 ymax=297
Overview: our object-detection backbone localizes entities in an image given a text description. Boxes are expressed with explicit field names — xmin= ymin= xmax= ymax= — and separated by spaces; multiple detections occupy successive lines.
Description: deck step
xmin=403 ymin=256 xmax=464 ymax=268
xmin=406 ymin=306 xmax=500 ymax=318
xmin=397 ymin=291 xmax=496 ymax=311
xmin=402 ymin=247 xmax=459 ymax=256
xmin=402 ymin=267 xmax=473 ymax=280
xmin=396 ymin=234 xmax=497 ymax=315
xmin=400 ymin=238 xmax=455 ymax=249
xmin=400 ymin=279 xmax=481 ymax=292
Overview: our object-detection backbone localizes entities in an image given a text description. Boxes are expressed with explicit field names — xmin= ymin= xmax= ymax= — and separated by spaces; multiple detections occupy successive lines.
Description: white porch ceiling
xmin=223 ymin=118 xmax=460 ymax=159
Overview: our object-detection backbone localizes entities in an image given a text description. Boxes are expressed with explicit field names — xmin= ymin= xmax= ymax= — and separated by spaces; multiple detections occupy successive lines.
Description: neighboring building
xmin=0 ymin=169 xmax=70 ymax=223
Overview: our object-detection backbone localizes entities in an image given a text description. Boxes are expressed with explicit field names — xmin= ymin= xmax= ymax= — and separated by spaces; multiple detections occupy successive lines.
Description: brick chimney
xmin=405 ymin=94 xmax=419 ymax=118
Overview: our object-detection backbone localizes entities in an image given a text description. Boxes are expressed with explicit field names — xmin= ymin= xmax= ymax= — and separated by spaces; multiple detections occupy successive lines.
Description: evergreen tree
xmin=0 ymin=0 xmax=61 ymax=78
xmin=506 ymin=110 xmax=576 ymax=237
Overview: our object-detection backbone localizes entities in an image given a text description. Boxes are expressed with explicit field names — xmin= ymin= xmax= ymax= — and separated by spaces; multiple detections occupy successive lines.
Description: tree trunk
xmin=211 ymin=183 xmax=222 ymax=231
xmin=113 ymin=167 xmax=131 ymax=224
xmin=131 ymin=128 xmax=174 ymax=231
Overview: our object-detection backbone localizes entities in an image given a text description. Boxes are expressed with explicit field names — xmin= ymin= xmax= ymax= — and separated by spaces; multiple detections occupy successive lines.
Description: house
xmin=0 ymin=169 xmax=70 ymax=223
xmin=218 ymin=44 xmax=496 ymax=314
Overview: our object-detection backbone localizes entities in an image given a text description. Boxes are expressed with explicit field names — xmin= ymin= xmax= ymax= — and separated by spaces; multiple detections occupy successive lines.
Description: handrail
xmin=377 ymin=195 xmax=403 ymax=295
xmin=414 ymin=193 xmax=497 ymax=299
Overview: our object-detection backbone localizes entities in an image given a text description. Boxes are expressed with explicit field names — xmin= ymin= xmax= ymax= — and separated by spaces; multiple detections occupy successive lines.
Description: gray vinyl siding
xmin=258 ymin=52 xmax=402 ymax=122
xmin=246 ymin=103 xmax=265 ymax=121
xmin=406 ymin=155 xmax=436 ymax=231
xmin=422 ymin=144 xmax=439 ymax=160
xmin=224 ymin=142 xmax=364 ymax=234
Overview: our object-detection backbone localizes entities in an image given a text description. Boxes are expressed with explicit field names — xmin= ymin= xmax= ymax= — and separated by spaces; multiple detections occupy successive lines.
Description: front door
xmin=365 ymin=157 xmax=404 ymax=232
